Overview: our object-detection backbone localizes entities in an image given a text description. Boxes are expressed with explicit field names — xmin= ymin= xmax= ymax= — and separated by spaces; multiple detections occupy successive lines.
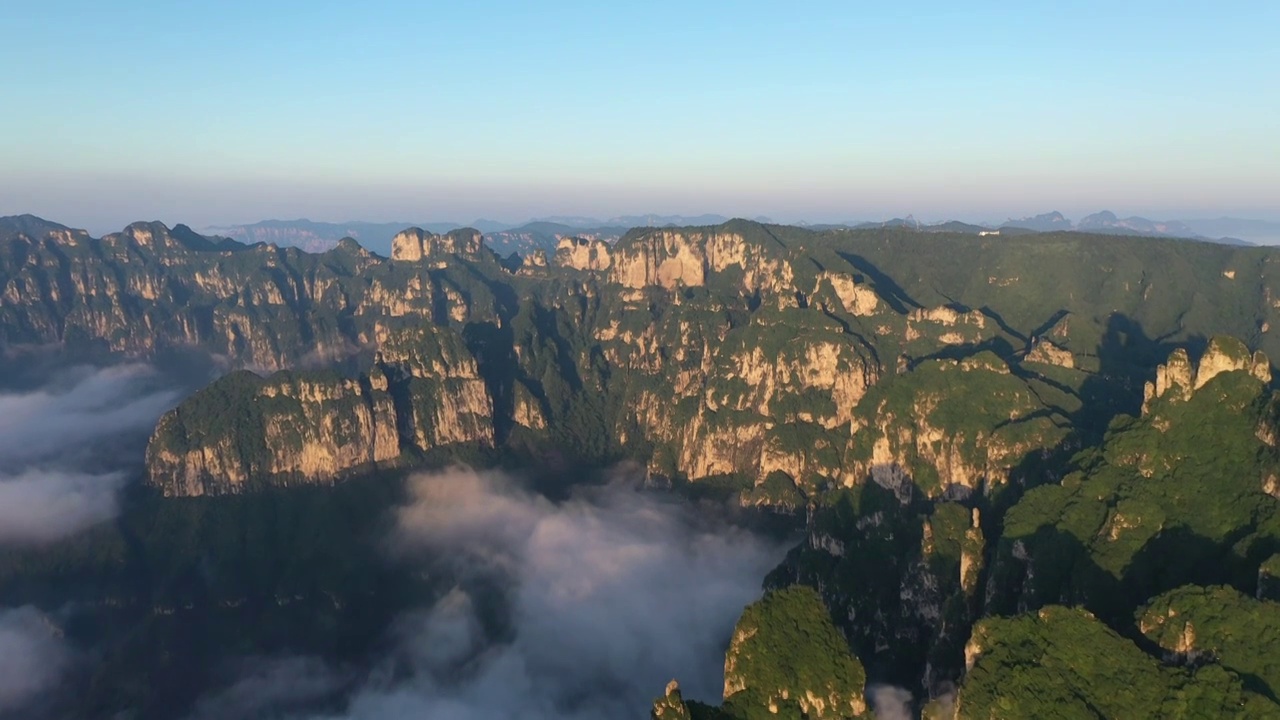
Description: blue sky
xmin=2 ymin=1 xmax=1277 ymax=232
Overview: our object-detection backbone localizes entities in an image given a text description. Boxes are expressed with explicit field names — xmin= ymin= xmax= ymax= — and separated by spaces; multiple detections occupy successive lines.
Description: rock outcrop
xmin=649 ymin=681 xmax=693 ymax=720
xmin=845 ymin=354 xmax=1067 ymax=497
xmin=815 ymin=272 xmax=879 ymax=316
xmin=1143 ymin=337 xmax=1271 ymax=414
xmin=1026 ymin=337 xmax=1074 ymax=368
xmin=147 ymin=325 xmax=494 ymax=496
xmin=608 ymin=227 xmax=794 ymax=294
xmin=390 ymin=227 xmax=485 ymax=262
xmin=720 ymin=586 xmax=868 ymax=718
xmin=554 ymin=236 xmax=612 ymax=271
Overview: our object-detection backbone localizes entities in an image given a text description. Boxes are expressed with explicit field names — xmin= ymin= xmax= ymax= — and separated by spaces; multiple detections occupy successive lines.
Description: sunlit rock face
xmin=10 ymin=215 xmax=1280 ymax=512
xmin=391 ymin=227 xmax=485 ymax=262
xmin=608 ymin=229 xmax=794 ymax=294
xmin=1143 ymin=337 xmax=1271 ymax=415
xmin=146 ymin=325 xmax=495 ymax=497
xmin=555 ymin=236 xmax=612 ymax=271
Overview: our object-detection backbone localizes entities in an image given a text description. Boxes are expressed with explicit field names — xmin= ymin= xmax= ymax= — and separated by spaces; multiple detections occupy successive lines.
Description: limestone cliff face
xmin=554 ymin=236 xmax=612 ymax=271
xmin=815 ymin=272 xmax=879 ymax=316
xmin=0 ymin=218 xmax=512 ymax=372
xmin=1026 ymin=337 xmax=1074 ymax=368
xmin=846 ymin=354 xmax=1067 ymax=498
xmin=905 ymin=305 xmax=988 ymax=346
xmin=371 ymin=321 xmax=497 ymax=447
xmin=1196 ymin=337 xmax=1271 ymax=388
xmin=146 ymin=324 xmax=494 ymax=496
xmin=528 ymin=248 xmax=548 ymax=266
xmin=619 ymin=319 xmax=881 ymax=489
xmin=608 ymin=228 xmax=794 ymax=295
xmin=512 ymin=381 xmax=548 ymax=430
xmin=1143 ymin=337 xmax=1271 ymax=415
xmin=390 ymin=227 xmax=485 ymax=262
xmin=146 ymin=369 xmax=402 ymax=496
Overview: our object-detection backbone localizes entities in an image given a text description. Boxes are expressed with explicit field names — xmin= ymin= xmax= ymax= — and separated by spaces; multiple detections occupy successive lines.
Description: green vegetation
xmin=1139 ymin=586 xmax=1280 ymax=700
xmin=961 ymin=607 xmax=1273 ymax=718
xmin=0 ymin=474 xmax=445 ymax=719
xmin=989 ymin=367 xmax=1280 ymax=624
xmin=14 ymin=216 xmax=1280 ymax=718
xmin=658 ymin=586 xmax=868 ymax=720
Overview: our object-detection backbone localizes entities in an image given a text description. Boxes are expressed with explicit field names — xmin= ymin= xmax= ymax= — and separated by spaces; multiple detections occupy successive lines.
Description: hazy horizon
xmin=4 ymin=2 xmax=1277 ymax=232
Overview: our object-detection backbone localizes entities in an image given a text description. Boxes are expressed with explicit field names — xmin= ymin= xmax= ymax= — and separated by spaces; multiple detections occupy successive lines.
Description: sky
xmin=2 ymin=1 xmax=1277 ymax=233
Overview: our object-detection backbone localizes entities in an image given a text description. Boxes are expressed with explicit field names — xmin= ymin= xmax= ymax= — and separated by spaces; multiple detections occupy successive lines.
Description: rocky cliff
xmin=607 ymin=224 xmax=796 ymax=296
xmin=390 ymin=227 xmax=486 ymax=263
xmin=146 ymin=323 xmax=493 ymax=496
xmin=6 ymin=214 xmax=1280 ymax=505
xmin=0 ymin=217 xmax=491 ymax=371
xmin=1142 ymin=335 xmax=1271 ymax=413
xmin=554 ymin=236 xmax=612 ymax=271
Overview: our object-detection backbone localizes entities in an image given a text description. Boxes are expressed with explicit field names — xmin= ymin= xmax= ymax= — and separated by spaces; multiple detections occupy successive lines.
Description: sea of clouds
xmin=0 ymin=362 xmax=183 ymax=715
xmin=190 ymin=467 xmax=788 ymax=720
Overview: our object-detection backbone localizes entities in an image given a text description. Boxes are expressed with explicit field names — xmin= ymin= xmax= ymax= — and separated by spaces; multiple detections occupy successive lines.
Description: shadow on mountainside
xmin=767 ymin=478 xmax=977 ymax=694
xmin=835 ymin=251 xmax=923 ymax=314
xmin=986 ymin=519 xmax=1275 ymax=640
xmin=1084 ymin=313 xmax=1207 ymax=421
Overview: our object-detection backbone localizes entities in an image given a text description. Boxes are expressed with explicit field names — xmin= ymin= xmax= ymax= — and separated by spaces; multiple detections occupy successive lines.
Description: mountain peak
xmin=0 ymin=214 xmax=85 ymax=243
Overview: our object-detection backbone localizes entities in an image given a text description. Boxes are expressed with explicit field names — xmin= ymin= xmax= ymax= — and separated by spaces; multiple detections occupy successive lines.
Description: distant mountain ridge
xmin=1077 ymin=211 xmax=1199 ymax=238
xmin=203 ymin=219 xmax=455 ymax=255
xmin=206 ymin=218 xmax=645 ymax=256
xmin=1002 ymin=210 xmax=1262 ymax=245
xmin=1181 ymin=217 xmax=1280 ymax=245
xmin=204 ymin=210 xmax=1275 ymax=256
xmin=532 ymin=213 xmax=776 ymax=228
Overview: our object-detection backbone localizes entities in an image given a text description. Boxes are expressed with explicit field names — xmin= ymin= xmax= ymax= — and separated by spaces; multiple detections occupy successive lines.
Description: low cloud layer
xmin=194 ymin=467 xmax=787 ymax=719
xmin=0 ymin=469 xmax=126 ymax=543
xmin=365 ymin=468 xmax=785 ymax=719
xmin=0 ymin=363 xmax=180 ymax=466
xmin=869 ymin=683 xmax=915 ymax=720
xmin=0 ymin=607 xmax=71 ymax=714
xmin=0 ymin=363 xmax=180 ymax=544
xmin=187 ymin=657 xmax=351 ymax=720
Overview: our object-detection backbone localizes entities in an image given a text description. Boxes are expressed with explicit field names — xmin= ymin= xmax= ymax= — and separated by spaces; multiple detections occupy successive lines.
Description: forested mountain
xmin=4 ymin=213 xmax=1280 ymax=717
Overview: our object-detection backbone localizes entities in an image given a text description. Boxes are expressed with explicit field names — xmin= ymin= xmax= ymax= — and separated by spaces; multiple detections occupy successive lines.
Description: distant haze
xmin=2 ymin=3 xmax=1276 ymax=231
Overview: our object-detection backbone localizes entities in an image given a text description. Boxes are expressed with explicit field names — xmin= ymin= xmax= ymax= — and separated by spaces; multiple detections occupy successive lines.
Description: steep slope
xmin=146 ymin=325 xmax=493 ymax=495
xmin=0 ymin=216 xmax=504 ymax=372
xmin=957 ymin=607 xmax=1271 ymax=717
xmin=988 ymin=339 xmax=1280 ymax=624
xmin=1139 ymin=585 xmax=1280 ymax=700
xmin=654 ymin=586 xmax=868 ymax=720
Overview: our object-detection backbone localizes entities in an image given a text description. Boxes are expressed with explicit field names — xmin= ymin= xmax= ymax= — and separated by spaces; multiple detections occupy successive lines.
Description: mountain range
xmin=6 ymin=213 xmax=1280 ymax=717
xmin=203 ymin=215 xmax=763 ymax=257
xmin=204 ymin=211 xmax=1279 ymax=258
